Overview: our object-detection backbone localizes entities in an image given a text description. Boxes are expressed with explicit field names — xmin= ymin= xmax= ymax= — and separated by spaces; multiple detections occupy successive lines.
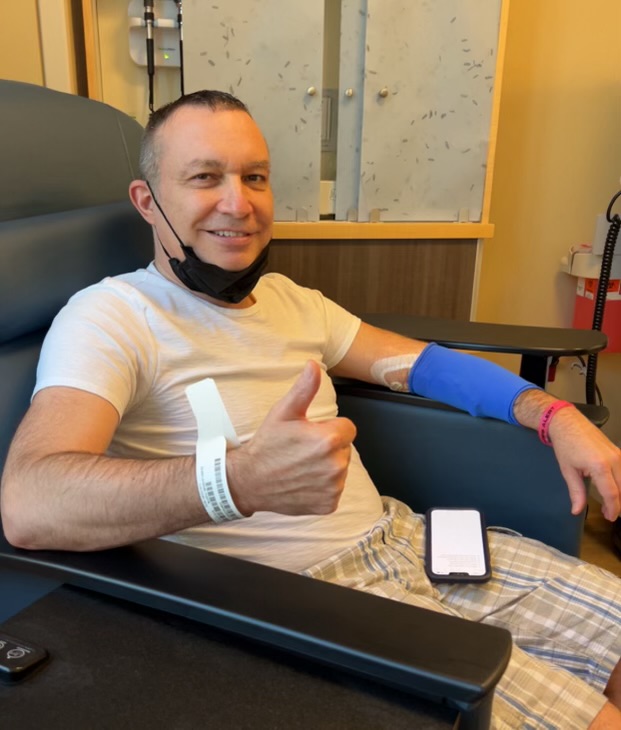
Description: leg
xmin=589 ymin=702 xmax=621 ymax=729
xmin=606 ymin=659 xmax=621 ymax=709
xmin=436 ymin=528 xmax=621 ymax=697
xmin=303 ymin=498 xmax=621 ymax=729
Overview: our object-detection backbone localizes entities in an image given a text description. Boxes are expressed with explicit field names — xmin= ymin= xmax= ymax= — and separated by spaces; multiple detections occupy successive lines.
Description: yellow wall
xmin=37 ymin=0 xmax=78 ymax=93
xmin=477 ymin=0 xmax=621 ymax=444
xmin=0 ymin=0 xmax=77 ymax=92
xmin=0 ymin=1 xmax=43 ymax=84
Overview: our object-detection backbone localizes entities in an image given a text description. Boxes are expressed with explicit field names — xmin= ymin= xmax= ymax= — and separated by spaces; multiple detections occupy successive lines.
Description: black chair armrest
xmin=360 ymin=314 xmax=609 ymax=419
xmin=335 ymin=379 xmax=585 ymax=556
xmin=361 ymin=314 xmax=607 ymax=359
xmin=0 ymin=534 xmax=510 ymax=727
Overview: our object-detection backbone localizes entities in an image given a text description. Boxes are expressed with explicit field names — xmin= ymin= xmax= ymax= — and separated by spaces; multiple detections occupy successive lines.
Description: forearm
xmin=337 ymin=323 xmax=621 ymax=519
xmin=340 ymin=326 xmax=564 ymax=430
xmin=512 ymin=387 xmax=558 ymax=430
xmin=1 ymin=450 xmax=207 ymax=551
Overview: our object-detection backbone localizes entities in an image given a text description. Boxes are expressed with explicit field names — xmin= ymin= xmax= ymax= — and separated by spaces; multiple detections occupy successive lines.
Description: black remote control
xmin=0 ymin=632 xmax=49 ymax=683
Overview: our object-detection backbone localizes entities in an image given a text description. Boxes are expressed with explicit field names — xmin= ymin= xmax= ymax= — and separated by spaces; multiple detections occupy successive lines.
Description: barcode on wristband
xmin=196 ymin=436 xmax=243 ymax=522
xmin=185 ymin=378 xmax=243 ymax=523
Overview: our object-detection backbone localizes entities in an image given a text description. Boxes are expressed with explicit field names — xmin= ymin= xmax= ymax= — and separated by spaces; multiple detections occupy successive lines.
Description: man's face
xmin=152 ymin=106 xmax=274 ymax=273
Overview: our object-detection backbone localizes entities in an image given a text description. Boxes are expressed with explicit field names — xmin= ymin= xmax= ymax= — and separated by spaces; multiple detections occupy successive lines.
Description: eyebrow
xmin=181 ymin=159 xmax=271 ymax=175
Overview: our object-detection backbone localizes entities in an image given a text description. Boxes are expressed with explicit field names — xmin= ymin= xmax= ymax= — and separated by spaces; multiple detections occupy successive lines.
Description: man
xmin=1 ymin=90 xmax=620 ymax=728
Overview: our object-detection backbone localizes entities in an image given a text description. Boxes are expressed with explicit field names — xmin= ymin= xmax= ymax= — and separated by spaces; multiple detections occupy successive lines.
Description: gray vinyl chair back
xmin=0 ymin=81 xmax=152 ymax=472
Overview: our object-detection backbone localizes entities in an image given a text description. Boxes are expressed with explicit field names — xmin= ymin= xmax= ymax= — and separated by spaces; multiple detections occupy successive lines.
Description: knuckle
xmin=590 ymin=456 xmax=611 ymax=476
xmin=316 ymin=429 xmax=346 ymax=455
xmin=324 ymin=430 xmax=342 ymax=451
xmin=326 ymin=457 xmax=350 ymax=483
xmin=325 ymin=493 xmax=341 ymax=513
xmin=339 ymin=417 xmax=357 ymax=441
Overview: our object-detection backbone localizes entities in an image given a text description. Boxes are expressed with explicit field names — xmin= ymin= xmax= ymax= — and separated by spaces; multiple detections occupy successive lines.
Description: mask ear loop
xmin=143 ymin=179 xmax=269 ymax=303
xmin=145 ymin=180 xmax=190 ymax=261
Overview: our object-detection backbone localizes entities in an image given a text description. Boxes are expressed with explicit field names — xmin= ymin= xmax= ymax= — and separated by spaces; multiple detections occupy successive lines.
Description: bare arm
xmin=0 ymin=387 xmax=205 ymax=550
xmin=513 ymin=388 xmax=621 ymax=521
xmin=332 ymin=321 xmax=621 ymax=521
xmin=1 ymin=362 xmax=356 ymax=551
xmin=329 ymin=321 xmax=426 ymax=384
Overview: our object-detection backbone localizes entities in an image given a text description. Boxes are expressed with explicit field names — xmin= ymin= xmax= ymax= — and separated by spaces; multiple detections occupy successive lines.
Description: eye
xmin=245 ymin=173 xmax=269 ymax=187
xmin=188 ymin=172 xmax=222 ymax=188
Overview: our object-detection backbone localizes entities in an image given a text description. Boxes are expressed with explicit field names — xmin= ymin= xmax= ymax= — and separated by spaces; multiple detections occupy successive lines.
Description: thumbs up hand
xmin=227 ymin=361 xmax=357 ymax=517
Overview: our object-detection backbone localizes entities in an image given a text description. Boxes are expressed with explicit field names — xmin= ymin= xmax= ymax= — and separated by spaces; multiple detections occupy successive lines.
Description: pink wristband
xmin=538 ymin=401 xmax=575 ymax=446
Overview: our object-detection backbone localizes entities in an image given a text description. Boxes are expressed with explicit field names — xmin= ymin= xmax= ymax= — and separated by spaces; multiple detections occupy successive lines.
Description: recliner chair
xmin=0 ymin=80 xmax=587 ymax=729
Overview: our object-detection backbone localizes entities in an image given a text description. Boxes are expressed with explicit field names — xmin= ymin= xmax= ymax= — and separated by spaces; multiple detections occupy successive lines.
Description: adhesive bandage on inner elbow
xmin=370 ymin=354 xmax=420 ymax=391
xmin=407 ymin=343 xmax=539 ymax=424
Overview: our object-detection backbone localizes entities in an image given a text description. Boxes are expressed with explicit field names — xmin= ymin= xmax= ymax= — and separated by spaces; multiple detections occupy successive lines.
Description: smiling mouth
xmin=210 ymin=230 xmax=249 ymax=238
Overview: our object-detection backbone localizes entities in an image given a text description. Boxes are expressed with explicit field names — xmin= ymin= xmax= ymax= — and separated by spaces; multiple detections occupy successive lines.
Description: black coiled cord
xmin=585 ymin=190 xmax=621 ymax=405
xmin=176 ymin=0 xmax=184 ymax=97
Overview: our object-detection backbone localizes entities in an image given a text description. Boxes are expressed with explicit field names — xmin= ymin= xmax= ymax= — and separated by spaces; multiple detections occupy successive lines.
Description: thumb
xmin=268 ymin=360 xmax=322 ymax=423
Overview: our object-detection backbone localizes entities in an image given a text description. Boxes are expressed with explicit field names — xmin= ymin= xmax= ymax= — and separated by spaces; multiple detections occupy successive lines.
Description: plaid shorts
xmin=302 ymin=498 xmax=621 ymax=729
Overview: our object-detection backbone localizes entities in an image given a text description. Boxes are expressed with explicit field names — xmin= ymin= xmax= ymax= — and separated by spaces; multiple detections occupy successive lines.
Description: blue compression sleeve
xmin=407 ymin=343 xmax=539 ymax=425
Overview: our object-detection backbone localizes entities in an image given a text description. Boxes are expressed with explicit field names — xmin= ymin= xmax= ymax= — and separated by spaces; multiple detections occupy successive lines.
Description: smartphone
xmin=425 ymin=508 xmax=491 ymax=583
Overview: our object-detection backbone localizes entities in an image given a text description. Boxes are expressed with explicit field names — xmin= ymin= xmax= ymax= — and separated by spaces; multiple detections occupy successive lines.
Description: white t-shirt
xmin=35 ymin=265 xmax=384 ymax=571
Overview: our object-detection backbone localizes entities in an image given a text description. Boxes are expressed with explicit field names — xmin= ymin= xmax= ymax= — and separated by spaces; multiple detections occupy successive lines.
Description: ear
xmin=129 ymin=179 xmax=156 ymax=224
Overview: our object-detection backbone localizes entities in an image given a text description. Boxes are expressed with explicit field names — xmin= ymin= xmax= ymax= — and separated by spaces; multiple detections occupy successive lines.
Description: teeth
xmin=212 ymin=230 xmax=243 ymax=237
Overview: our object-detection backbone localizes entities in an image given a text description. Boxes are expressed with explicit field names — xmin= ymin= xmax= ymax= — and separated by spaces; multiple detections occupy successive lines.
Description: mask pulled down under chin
xmin=169 ymin=243 xmax=270 ymax=304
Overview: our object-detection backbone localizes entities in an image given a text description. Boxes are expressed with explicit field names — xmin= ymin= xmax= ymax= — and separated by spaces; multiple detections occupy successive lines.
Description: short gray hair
xmin=139 ymin=90 xmax=250 ymax=188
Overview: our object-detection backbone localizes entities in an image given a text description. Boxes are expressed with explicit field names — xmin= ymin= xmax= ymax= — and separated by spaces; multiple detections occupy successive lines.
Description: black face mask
xmin=147 ymin=183 xmax=269 ymax=304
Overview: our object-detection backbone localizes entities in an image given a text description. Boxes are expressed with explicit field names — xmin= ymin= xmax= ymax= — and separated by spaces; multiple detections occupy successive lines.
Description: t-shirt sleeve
xmin=269 ymin=273 xmax=361 ymax=369
xmin=318 ymin=293 xmax=361 ymax=370
xmin=34 ymin=282 xmax=155 ymax=418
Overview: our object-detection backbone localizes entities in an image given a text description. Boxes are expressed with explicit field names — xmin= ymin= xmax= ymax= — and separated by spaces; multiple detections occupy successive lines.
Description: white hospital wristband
xmin=195 ymin=434 xmax=244 ymax=523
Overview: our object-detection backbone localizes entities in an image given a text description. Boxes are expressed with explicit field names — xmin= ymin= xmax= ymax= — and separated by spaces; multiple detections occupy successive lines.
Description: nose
xmin=216 ymin=177 xmax=253 ymax=217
